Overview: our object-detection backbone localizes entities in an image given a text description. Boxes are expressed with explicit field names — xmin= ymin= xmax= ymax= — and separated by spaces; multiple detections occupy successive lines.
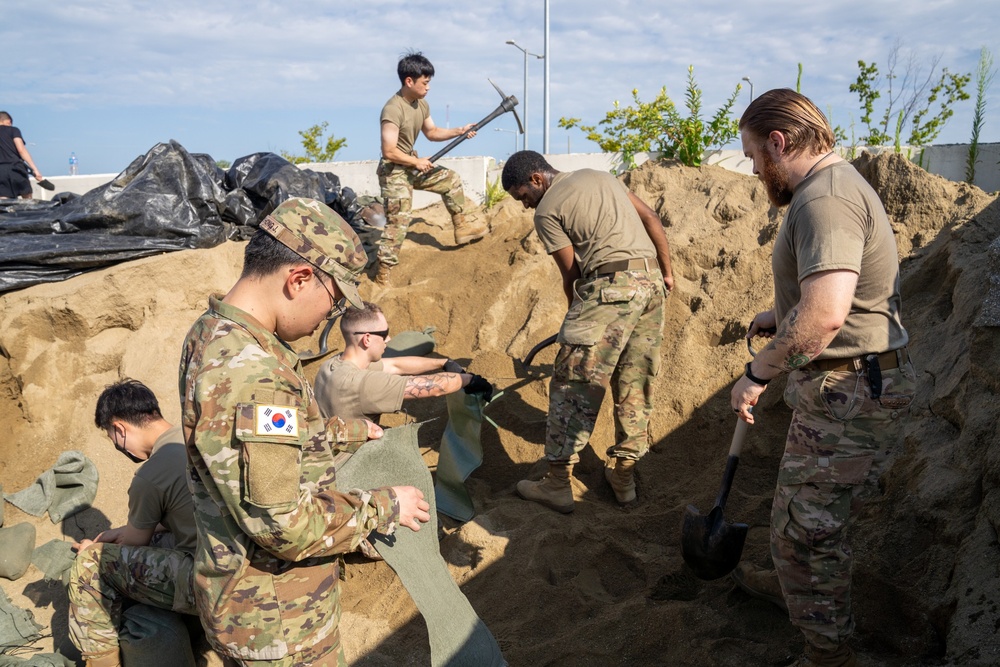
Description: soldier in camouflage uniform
xmin=178 ymin=197 xmax=431 ymax=666
xmin=68 ymin=380 xmax=197 ymax=667
xmin=501 ymin=150 xmax=674 ymax=513
xmin=375 ymin=51 xmax=489 ymax=285
xmin=731 ymin=89 xmax=916 ymax=667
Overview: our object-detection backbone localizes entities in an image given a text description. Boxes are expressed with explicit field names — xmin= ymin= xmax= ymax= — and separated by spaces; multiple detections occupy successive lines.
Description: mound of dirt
xmin=1 ymin=152 xmax=997 ymax=666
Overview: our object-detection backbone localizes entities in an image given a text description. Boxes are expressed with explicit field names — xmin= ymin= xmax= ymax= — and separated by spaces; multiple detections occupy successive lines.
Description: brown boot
xmin=374 ymin=263 xmax=392 ymax=287
xmin=516 ymin=461 xmax=574 ymax=513
xmin=731 ymin=562 xmax=788 ymax=613
xmin=453 ymin=213 xmax=489 ymax=245
xmin=85 ymin=652 xmax=122 ymax=667
xmin=604 ymin=457 xmax=637 ymax=503
xmin=788 ymin=644 xmax=857 ymax=667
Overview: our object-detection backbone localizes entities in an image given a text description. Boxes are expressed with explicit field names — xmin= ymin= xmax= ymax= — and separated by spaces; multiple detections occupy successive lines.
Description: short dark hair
xmin=0 ymin=111 xmax=11 ymax=123
xmin=240 ymin=228 xmax=309 ymax=280
xmin=739 ymin=88 xmax=835 ymax=157
xmin=340 ymin=301 xmax=384 ymax=336
xmin=95 ymin=379 xmax=163 ymax=430
xmin=398 ymin=51 xmax=435 ymax=85
xmin=501 ymin=150 xmax=555 ymax=191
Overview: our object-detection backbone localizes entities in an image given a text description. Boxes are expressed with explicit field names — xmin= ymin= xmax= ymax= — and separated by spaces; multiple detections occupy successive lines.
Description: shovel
xmin=680 ymin=413 xmax=750 ymax=580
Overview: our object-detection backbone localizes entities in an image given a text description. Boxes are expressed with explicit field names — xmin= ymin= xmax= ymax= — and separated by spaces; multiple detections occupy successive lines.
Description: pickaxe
xmin=428 ymin=79 xmax=524 ymax=164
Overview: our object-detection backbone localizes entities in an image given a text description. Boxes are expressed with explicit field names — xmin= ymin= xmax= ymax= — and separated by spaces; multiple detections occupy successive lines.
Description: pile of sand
xmin=1 ymin=153 xmax=997 ymax=666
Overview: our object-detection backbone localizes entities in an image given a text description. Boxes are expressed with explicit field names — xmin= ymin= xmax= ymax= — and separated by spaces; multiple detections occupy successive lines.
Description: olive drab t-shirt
xmin=380 ymin=93 xmax=430 ymax=157
xmin=773 ymin=161 xmax=908 ymax=359
xmin=313 ymin=356 xmax=406 ymax=422
xmin=127 ymin=425 xmax=197 ymax=553
xmin=533 ymin=169 xmax=656 ymax=276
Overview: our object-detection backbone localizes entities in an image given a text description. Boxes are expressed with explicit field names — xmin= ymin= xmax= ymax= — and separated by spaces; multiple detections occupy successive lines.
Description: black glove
xmin=463 ymin=374 xmax=494 ymax=401
xmin=443 ymin=359 xmax=465 ymax=374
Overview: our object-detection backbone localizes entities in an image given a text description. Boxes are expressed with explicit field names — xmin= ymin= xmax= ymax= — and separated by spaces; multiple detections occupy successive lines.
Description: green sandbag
xmin=4 ymin=451 xmax=99 ymax=523
xmin=31 ymin=540 xmax=77 ymax=584
xmin=383 ymin=328 xmax=436 ymax=358
xmin=0 ymin=586 xmax=44 ymax=653
xmin=0 ymin=653 xmax=75 ymax=666
xmin=338 ymin=424 xmax=506 ymax=667
xmin=435 ymin=392 xmax=488 ymax=522
xmin=0 ymin=523 xmax=36 ymax=581
xmin=119 ymin=604 xmax=197 ymax=667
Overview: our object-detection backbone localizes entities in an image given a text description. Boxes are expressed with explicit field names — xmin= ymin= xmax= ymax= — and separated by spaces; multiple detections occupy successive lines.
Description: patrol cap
xmin=259 ymin=198 xmax=368 ymax=309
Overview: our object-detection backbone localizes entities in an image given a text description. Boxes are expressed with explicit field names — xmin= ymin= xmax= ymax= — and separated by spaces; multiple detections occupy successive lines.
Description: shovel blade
xmin=680 ymin=503 xmax=749 ymax=581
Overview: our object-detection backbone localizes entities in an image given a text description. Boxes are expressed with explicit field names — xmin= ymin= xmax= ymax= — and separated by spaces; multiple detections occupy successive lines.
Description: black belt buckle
xmin=864 ymin=353 xmax=882 ymax=399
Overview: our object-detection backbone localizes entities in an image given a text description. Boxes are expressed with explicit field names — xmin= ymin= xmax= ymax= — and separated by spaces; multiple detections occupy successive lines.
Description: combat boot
xmin=453 ymin=213 xmax=489 ymax=246
xmin=788 ymin=644 xmax=857 ymax=667
xmin=85 ymin=652 xmax=122 ymax=667
xmin=604 ymin=457 xmax=637 ymax=504
xmin=731 ymin=562 xmax=788 ymax=612
xmin=516 ymin=462 xmax=574 ymax=513
xmin=374 ymin=263 xmax=392 ymax=287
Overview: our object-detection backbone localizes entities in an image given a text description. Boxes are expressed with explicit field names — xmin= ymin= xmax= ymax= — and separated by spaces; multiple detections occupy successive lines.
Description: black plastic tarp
xmin=0 ymin=140 xmax=369 ymax=294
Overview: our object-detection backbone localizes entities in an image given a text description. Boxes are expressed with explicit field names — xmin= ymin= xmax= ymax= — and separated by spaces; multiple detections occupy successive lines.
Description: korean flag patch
xmin=255 ymin=405 xmax=299 ymax=438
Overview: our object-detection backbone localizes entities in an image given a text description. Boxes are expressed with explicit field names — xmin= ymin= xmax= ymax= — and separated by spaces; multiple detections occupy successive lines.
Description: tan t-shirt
xmin=533 ymin=170 xmax=655 ymax=276
xmin=313 ymin=356 xmax=406 ymax=421
xmin=773 ymin=161 xmax=908 ymax=359
xmin=380 ymin=93 xmax=429 ymax=157
xmin=127 ymin=425 xmax=197 ymax=554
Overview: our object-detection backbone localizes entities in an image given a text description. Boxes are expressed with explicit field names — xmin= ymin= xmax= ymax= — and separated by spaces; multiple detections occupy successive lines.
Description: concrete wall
xmin=301 ymin=155 xmax=496 ymax=209
xmin=28 ymin=142 xmax=1000 ymax=203
xmin=919 ymin=143 xmax=1000 ymax=193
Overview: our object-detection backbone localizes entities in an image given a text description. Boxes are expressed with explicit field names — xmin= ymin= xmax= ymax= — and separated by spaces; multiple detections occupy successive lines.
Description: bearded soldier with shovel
xmin=729 ymin=89 xmax=916 ymax=667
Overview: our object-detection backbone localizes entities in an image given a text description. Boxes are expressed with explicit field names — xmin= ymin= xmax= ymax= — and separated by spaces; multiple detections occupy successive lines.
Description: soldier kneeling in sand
xmin=68 ymin=379 xmax=197 ymax=667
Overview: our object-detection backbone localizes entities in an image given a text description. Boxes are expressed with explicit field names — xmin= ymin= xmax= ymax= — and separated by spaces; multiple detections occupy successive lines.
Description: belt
xmin=589 ymin=257 xmax=654 ymax=278
xmin=805 ymin=347 xmax=909 ymax=373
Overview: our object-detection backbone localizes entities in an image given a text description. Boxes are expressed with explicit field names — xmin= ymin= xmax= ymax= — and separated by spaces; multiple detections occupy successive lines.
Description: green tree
xmin=559 ymin=66 xmax=741 ymax=169
xmin=966 ymin=46 xmax=996 ymax=184
xmin=281 ymin=121 xmax=347 ymax=164
xmin=849 ymin=44 xmax=970 ymax=152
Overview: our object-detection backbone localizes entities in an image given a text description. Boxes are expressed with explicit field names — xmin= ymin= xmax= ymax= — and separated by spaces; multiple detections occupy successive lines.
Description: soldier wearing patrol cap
xmin=178 ymin=197 xmax=431 ymax=667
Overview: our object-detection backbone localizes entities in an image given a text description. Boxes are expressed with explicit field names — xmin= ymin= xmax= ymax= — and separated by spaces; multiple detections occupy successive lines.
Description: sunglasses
xmin=352 ymin=329 xmax=389 ymax=340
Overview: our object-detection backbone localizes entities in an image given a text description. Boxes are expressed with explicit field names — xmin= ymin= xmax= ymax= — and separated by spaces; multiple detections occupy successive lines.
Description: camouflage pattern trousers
xmin=376 ymin=158 xmax=467 ymax=267
xmin=546 ymin=268 xmax=665 ymax=463
xmin=68 ymin=542 xmax=196 ymax=660
xmin=772 ymin=359 xmax=916 ymax=651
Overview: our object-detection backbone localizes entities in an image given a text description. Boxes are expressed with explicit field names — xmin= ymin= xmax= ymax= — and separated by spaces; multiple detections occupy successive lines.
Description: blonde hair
xmin=340 ymin=301 xmax=384 ymax=336
xmin=739 ymin=88 xmax=834 ymax=156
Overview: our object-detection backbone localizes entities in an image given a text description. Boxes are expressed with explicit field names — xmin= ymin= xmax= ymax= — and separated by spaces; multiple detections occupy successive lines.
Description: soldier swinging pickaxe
xmin=426 ymin=79 xmax=524 ymax=164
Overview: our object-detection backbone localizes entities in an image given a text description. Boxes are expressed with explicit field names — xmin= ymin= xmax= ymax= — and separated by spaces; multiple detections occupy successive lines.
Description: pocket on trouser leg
xmin=773 ymin=453 xmax=870 ymax=546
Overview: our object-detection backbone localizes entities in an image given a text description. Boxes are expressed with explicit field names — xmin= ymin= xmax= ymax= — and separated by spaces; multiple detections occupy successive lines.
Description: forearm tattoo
xmin=768 ymin=308 xmax=827 ymax=372
xmin=404 ymin=373 xmax=459 ymax=399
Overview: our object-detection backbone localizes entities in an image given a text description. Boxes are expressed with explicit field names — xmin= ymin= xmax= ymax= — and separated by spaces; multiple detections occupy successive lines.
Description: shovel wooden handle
xmin=715 ymin=415 xmax=750 ymax=509
xmin=728 ymin=417 xmax=749 ymax=457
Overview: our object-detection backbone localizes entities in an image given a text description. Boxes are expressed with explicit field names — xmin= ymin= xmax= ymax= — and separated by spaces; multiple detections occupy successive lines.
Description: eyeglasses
xmin=314 ymin=271 xmax=346 ymax=320
xmin=351 ymin=329 xmax=389 ymax=340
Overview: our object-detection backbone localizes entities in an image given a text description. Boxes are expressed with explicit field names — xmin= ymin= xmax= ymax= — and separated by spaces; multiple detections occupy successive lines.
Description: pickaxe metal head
xmin=489 ymin=79 xmax=524 ymax=135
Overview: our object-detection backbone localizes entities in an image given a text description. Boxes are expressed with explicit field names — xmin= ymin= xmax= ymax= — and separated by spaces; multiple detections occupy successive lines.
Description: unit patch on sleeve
xmin=254 ymin=404 xmax=299 ymax=437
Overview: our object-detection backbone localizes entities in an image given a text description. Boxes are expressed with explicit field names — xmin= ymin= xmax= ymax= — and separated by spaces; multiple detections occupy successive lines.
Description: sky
xmin=2 ymin=1 xmax=998 ymax=176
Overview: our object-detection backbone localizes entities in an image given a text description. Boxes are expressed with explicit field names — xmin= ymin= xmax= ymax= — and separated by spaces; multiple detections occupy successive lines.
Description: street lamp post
xmin=494 ymin=127 xmax=518 ymax=155
xmin=742 ymin=76 xmax=754 ymax=101
xmin=506 ymin=40 xmax=543 ymax=151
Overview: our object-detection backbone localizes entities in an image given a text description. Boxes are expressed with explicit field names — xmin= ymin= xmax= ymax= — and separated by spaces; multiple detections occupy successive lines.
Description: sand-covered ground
xmin=1 ymin=153 xmax=998 ymax=666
